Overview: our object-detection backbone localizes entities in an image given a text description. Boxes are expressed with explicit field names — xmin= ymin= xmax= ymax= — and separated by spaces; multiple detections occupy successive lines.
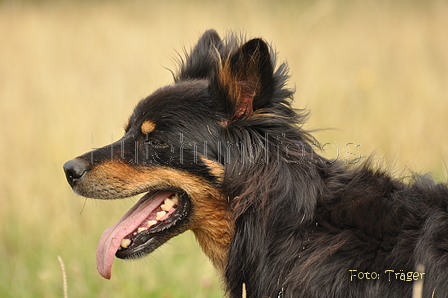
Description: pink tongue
xmin=96 ymin=191 xmax=173 ymax=279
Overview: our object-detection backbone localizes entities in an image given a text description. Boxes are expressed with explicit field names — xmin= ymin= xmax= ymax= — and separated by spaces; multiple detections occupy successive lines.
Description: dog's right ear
xmin=177 ymin=30 xmax=222 ymax=81
xmin=213 ymin=38 xmax=275 ymax=123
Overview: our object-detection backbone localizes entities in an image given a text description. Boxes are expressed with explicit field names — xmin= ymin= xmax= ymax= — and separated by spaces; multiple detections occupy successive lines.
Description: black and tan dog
xmin=64 ymin=30 xmax=448 ymax=298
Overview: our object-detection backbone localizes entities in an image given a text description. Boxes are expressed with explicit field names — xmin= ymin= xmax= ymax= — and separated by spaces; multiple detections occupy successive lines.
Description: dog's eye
xmin=144 ymin=139 xmax=170 ymax=149
xmin=152 ymin=142 xmax=170 ymax=149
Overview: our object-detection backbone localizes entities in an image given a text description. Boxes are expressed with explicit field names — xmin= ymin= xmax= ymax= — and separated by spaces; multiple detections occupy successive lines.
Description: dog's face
xmin=64 ymin=80 xmax=229 ymax=279
xmin=63 ymin=30 xmax=283 ymax=279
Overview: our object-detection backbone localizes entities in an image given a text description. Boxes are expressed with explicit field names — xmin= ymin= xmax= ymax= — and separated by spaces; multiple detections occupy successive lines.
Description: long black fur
xmin=179 ymin=30 xmax=448 ymax=298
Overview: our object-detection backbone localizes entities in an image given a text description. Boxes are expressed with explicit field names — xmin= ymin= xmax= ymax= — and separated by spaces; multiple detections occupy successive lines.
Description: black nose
xmin=63 ymin=159 xmax=91 ymax=187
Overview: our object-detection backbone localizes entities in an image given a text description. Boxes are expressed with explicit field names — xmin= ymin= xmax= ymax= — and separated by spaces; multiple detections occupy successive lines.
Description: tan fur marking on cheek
xmin=89 ymin=163 xmax=149 ymax=195
xmin=90 ymin=163 xmax=207 ymax=194
xmin=141 ymin=120 xmax=156 ymax=134
xmin=85 ymin=162 xmax=233 ymax=271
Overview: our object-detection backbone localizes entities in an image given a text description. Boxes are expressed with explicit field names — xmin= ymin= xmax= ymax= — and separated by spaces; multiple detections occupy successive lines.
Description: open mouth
xmin=96 ymin=190 xmax=190 ymax=279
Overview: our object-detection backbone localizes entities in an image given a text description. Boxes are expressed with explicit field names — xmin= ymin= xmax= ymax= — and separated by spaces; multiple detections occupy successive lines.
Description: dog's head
xmin=63 ymin=30 xmax=304 ymax=279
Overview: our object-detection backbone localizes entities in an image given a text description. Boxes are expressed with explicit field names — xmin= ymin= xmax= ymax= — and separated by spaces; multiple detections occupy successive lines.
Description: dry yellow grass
xmin=0 ymin=0 xmax=447 ymax=297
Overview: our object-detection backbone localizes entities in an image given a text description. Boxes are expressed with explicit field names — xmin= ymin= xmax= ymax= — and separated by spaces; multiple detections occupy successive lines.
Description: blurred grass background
xmin=0 ymin=0 xmax=447 ymax=297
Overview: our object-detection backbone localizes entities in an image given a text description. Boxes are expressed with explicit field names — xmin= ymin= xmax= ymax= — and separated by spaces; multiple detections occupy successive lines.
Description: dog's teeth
xmin=147 ymin=220 xmax=157 ymax=228
xmin=137 ymin=227 xmax=146 ymax=233
xmin=120 ymin=238 xmax=131 ymax=249
xmin=161 ymin=194 xmax=179 ymax=211
xmin=161 ymin=199 xmax=174 ymax=211
xmin=156 ymin=211 xmax=167 ymax=220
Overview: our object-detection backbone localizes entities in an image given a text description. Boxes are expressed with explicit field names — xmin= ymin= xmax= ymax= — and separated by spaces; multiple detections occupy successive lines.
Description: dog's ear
xmin=177 ymin=30 xmax=222 ymax=81
xmin=215 ymin=38 xmax=274 ymax=122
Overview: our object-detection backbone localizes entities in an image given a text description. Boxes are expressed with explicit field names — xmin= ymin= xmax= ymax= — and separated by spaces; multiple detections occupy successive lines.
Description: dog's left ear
xmin=215 ymin=38 xmax=275 ymax=122
xmin=177 ymin=30 xmax=222 ymax=81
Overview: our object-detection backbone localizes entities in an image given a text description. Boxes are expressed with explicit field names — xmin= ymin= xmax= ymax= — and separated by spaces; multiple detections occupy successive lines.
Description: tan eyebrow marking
xmin=141 ymin=120 xmax=156 ymax=134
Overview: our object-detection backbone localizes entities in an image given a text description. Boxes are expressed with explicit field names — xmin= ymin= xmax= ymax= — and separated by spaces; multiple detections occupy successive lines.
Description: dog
xmin=63 ymin=30 xmax=448 ymax=298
